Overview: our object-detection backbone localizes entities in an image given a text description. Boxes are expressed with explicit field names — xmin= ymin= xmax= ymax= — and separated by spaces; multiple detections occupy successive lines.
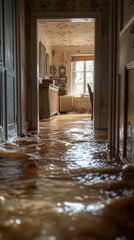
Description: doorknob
xmin=0 ymin=60 xmax=3 ymax=62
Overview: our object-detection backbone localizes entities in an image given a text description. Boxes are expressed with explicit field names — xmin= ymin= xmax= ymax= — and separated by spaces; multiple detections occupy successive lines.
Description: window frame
xmin=72 ymin=60 xmax=94 ymax=96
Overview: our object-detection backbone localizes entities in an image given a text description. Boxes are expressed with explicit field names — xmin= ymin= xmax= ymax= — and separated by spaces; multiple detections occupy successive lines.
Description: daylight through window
xmin=72 ymin=60 xmax=94 ymax=96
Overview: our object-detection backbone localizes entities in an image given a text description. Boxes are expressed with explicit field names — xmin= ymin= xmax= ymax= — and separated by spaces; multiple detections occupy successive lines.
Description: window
xmin=72 ymin=60 xmax=94 ymax=96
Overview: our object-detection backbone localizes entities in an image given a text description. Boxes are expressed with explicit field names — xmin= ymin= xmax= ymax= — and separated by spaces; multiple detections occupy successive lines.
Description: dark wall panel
xmin=127 ymin=67 xmax=134 ymax=163
xmin=6 ymin=75 xmax=15 ymax=125
xmin=0 ymin=0 xmax=17 ymax=141
xmin=0 ymin=0 xmax=3 ymax=65
xmin=0 ymin=70 xmax=2 ymax=126
xmin=0 ymin=68 xmax=5 ymax=140
xmin=4 ymin=0 xmax=14 ymax=69
xmin=123 ymin=0 xmax=134 ymax=27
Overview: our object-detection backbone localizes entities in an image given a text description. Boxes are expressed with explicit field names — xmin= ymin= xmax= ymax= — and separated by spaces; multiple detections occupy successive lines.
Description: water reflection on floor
xmin=0 ymin=114 xmax=134 ymax=240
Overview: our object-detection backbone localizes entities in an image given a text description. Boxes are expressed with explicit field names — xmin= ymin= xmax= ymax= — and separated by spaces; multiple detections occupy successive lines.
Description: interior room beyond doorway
xmin=37 ymin=18 xmax=95 ymax=121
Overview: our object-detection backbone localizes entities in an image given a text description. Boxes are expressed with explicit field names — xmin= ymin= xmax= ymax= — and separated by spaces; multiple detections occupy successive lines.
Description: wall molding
xmin=22 ymin=121 xmax=30 ymax=132
xmin=126 ymin=61 xmax=134 ymax=69
xmin=120 ymin=14 xmax=134 ymax=37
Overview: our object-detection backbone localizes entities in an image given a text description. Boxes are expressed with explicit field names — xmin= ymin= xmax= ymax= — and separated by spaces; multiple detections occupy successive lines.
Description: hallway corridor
xmin=0 ymin=114 xmax=134 ymax=240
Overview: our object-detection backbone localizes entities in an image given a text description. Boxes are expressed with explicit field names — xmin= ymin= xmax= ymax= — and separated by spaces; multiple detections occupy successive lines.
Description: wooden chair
xmin=87 ymin=84 xmax=93 ymax=120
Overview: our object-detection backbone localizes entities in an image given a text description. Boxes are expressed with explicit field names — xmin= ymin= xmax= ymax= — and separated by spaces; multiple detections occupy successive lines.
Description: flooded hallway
xmin=0 ymin=114 xmax=134 ymax=239
xmin=0 ymin=0 xmax=134 ymax=239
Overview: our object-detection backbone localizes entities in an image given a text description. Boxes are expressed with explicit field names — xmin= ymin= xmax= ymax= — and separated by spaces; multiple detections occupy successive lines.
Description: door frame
xmin=123 ymin=61 xmax=134 ymax=160
xmin=29 ymin=12 xmax=101 ymax=131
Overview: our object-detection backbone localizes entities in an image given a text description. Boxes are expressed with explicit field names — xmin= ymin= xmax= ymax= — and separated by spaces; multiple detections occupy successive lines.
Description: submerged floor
xmin=0 ymin=114 xmax=134 ymax=240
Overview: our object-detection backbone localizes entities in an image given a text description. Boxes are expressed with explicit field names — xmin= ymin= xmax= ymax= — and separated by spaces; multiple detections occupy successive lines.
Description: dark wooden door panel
xmin=6 ymin=72 xmax=17 ymax=139
xmin=0 ymin=0 xmax=4 ymax=65
xmin=4 ymin=0 xmax=14 ymax=70
xmin=6 ymin=74 xmax=15 ymax=125
xmin=0 ymin=70 xmax=3 ymax=127
xmin=0 ymin=0 xmax=17 ymax=141
xmin=117 ymin=74 xmax=121 ymax=153
xmin=123 ymin=67 xmax=128 ymax=158
xmin=124 ymin=66 xmax=134 ymax=163
xmin=127 ymin=67 xmax=134 ymax=163
xmin=0 ymin=68 xmax=5 ymax=140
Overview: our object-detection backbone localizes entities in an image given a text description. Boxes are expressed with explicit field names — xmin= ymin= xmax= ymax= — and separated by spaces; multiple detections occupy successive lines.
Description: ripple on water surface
xmin=0 ymin=114 xmax=134 ymax=240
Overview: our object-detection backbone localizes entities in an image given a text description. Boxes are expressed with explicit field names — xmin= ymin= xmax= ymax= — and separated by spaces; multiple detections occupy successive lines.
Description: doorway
xmin=36 ymin=18 xmax=95 ymax=124
xmin=29 ymin=13 xmax=101 ymax=131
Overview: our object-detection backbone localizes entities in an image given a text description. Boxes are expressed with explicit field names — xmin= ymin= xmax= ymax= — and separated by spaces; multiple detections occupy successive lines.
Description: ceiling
xmin=38 ymin=20 xmax=95 ymax=47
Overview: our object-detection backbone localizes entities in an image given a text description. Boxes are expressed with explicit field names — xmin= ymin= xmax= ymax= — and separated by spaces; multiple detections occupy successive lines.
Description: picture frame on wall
xmin=39 ymin=41 xmax=46 ymax=77
xmin=50 ymin=65 xmax=53 ymax=74
xmin=53 ymin=65 xmax=56 ymax=75
xmin=59 ymin=66 xmax=66 ymax=76
xmin=46 ymin=53 xmax=49 ymax=76
xmin=59 ymin=76 xmax=67 ymax=84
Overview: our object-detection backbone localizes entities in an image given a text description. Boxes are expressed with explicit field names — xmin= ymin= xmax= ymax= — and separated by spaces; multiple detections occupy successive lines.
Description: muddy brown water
xmin=0 ymin=114 xmax=134 ymax=240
